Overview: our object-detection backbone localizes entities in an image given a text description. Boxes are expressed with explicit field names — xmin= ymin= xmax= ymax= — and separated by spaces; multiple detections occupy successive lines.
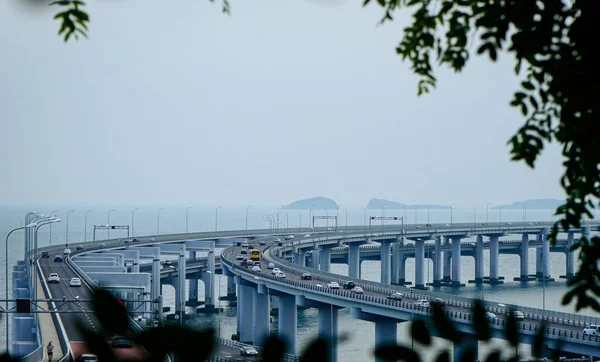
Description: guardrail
xmin=214 ymin=337 xmax=299 ymax=362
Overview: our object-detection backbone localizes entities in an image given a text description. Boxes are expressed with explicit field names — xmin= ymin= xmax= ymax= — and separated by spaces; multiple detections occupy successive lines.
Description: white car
xmin=251 ymin=265 xmax=261 ymax=272
xmin=513 ymin=311 xmax=525 ymax=320
xmin=63 ymin=248 xmax=72 ymax=255
xmin=267 ymin=262 xmax=275 ymax=270
xmin=274 ymin=238 xmax=282 ymax=242
xmin=271 ymin=268 xmax=281 ymax=275
xmin=304 ymin=234 xmax=311 ymax=237
xmin=327 ymin=282 xmax=340 ymax=289
xmin=351 ymin=287 xmax=364 ymax=294
xmin=286 ymin=235 xmax=295 ymax=239
xmin=583 ymin=324 xmax=600 ymax=336
xmin=414 ymin=299 xmax=430 ymax=307
xmin=274 ymin=272 xmax=286 ymax=278
xmin=70 ymin=278 xmax=82 ymax=287
xmin=99 ymin=243 xmax=106 ymax=248
xmin=236 ymin=254 xmax=244 ymax=260
xmin=47 ymin=273 xmax=60 ymax=284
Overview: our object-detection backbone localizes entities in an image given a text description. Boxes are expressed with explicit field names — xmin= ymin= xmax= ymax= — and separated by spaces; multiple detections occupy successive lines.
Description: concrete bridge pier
xmin=374 ymin=320 xmax=397 ymax=362
xmin=538 ymin=229 xmax=554 ymax=282
xmin=453 ymin=339 xmax=478 ymax=362
xmin=565 ymin=232 xmax=575 ymax=279
xmin=278 ymin=294 xmax=297 ymax=355
xmin=488 ymin=235 xmax=502 ymax=284
xmin=318 ymin=305 xmax=339 ymax=362
xmin=311 ymin=248 xmax=320 ymax=270
xmin=238 ymin=284 xmax=255 ymax=344
xmin=535 ymin=246 xmax=543 ymax=279
xmin=198 ymin=271 xmax=219 ymax=313
xmin=515 ymin=234 xmax=534 ymax=281
xmin=252 ymin=284 xmax=270 ymax=346
xmin=226 ymin=276 xmax=236 ymax=300
xmin=473 ymin=235 xmax=484 ymax=284
xmin=442 ymin=245 xmax=452 ymax=283
xmin=348 ymin=243 xmax=361 ymax=279
xmin=152 ymin=258 xmax=161 ymax=302
xmin=414 ymin=240 xmax=426 ymax=289
xmin=320 ymin=246 xmax=334 ymax=272
xmin=187 ymin=251 xmax=200 ymax=306
xmin=298 ymin=250 xmax=306 ymax=267
xmin=391 ymin=240 xmax=400 ymax=284
xmin=431 ymin=237 xmax=442 ymax=286
xmin=379 ymin=240 xmax=393 ymax=284
xmin=451 ymin=237 xmax=465 ymax=287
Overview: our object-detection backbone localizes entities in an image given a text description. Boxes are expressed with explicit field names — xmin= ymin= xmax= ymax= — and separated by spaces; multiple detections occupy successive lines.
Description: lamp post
xmin=473 ymin=205 xmax=477 ymax=224
xmin=309 ymin=205 xmax=315 ymax=229
xmin=186 ymin=207 xmax=192 ymax=233
xmin=450 ymin=203 xmax=456 ymax=227
xmin=486 ymin=203 xmax=491 ymax=223
xmin=361 ymin=207 xmax=367 ymax=227
xmin=427 ymin=206 xmax=430 ymax=225
xmin=157 ymin=208 xmax=164 ymax=235
xmin=277 ymin=206 xmax=282 ymax=230
xmin=380 ymin=204 xmax=387 ymax=227
xmin=343 ymin=208 xmax=348 ymax=228
xmin=49 ymin=210 xmax=58 ymax=245
xmin=215 ymin=206 xmax=222 ymax=231
xmin=282 ymin=212 xmax=289 ymax=232
xmin=84 ymin=209 xmax=94 ymax=242
xmin=131 ymin=208 xmax=139 ymax=237
xmin=415 ymin=205 xmax=418 ymax=224
xmin=107 ymin=209 xmax=115 ymax=240
xmin=297 ymin=211 xmax=302 ymax=230
xmin=66 ymin=210 xmax=75 ymax=247
xmin=245 ymin=205 xmax=252 ymax=230
xmin=499 ymin=205 xmax=502 ymax=223
xmin=523 ymin=203 xmax=527 ymax=222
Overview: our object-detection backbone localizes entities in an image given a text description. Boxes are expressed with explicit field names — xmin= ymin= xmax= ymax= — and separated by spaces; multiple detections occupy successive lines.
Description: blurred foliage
xmin=47 ymin=0 xmax=599 ymax=311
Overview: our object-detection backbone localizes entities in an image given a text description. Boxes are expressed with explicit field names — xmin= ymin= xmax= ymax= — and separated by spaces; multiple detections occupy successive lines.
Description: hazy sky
xmin=0 ymin=0 xmax=565 ymax=208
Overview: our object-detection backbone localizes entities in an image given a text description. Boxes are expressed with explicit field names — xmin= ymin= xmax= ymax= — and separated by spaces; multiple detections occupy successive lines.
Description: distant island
xmin=282 ymin=196 xmax=339 ymax=210
xmin=491 ymin=199 xmax=564 ymax=209
xmin=366 ymin=198 xmax=450 ymax=209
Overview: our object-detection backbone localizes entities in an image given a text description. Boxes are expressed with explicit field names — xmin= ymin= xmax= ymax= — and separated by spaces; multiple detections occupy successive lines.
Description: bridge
xmin=6 ymin=214 xmax=600 ymax=362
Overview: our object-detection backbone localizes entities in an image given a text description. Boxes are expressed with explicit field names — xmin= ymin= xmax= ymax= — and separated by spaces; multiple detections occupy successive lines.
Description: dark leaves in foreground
xmin=431 ymin=301 xmax=461 ymax=343
xmin=410 ymin=319 xmax=431 ymax=345
xmin=299 ymin=337 xmax=329 ymax=362
xmin=0 ymin=353 xmax=20 ymax=362
xmin=261 ymin=335 xmax=286 ymax=362
xmin=434 ymin=350 xmax=450 ymax=362
xmin=472 ymin=300 xmax=491 ymax=341
xmin=91 ymin=288 xmax=129 ymax=336
xmin=374 ymin=343 xmax=420 ymax=362
xmin=505 ymin=310 xmax=519 ymax=347
xmin=532 ymin=322 xmax=548 ymax=358
xmin=135 ymin=325 xmax=214 ymax=362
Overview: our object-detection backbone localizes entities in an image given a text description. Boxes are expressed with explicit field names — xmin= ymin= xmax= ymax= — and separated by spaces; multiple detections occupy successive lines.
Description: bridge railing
xmin=213 ymin=338 xmax=299 ymax=362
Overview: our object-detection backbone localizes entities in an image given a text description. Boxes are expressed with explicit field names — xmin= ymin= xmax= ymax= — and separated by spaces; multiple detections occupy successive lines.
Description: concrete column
xmin=226 ymin=276 xmax=236 ymax=299
xmin=432 ymin=237 xmax=442 ymax=286
xmin=474 ymin=235 xmax=484 ymax=284
xmin=566 ymin=232 xmax=575 ymax=278
xmin=188 ymin=279 xmax=199 ymax=305
xmin=374 ymin=320 xmax=397 ymax=362
xmin=391 ymin=241 xmax=400 ymax=284
xmin=520 ymin=234 xmax=529 ymax=280
xmin=541 ymin=229 xmax=551 ymax=279
xmin=442 ymin=249 xmax=452 ymax=282
xmin=132 ymin=262 xmax=140 ymax=273
xmin=177 ymin=252 xmax=186 ymax=314
xmin=414 ymin=240 xmax=425 ymax=289
xmin=451 ymin=237 xmax=462 ymax=286
xmin=398 ymin=257 xmax=407 ymax=285
xmin=252 ymin=287 xmax=270 ymax=346
xmin=239 ymin=284 xmax=254 ymax=344
xmin=292 ymin=251 xmax=301 ymax=265
xmin=152 ymin=258 xmax=161 ymax=301
xmin=535 ymin=245 xmax=543 ymax=278
xmin=380 ymin=240 xmax=392 ymax=284
xmin=318 ymin=306 xmax=338 ymax=362
xmin=489 ymin=235 xmax=499 ymax=283
xmin=173 ymin=277 xmax=182 ymax=316
xmin=348 ymin=244 xmax=360 ymax=278
xmin=207 ymin=250 xmax=215 ymax=306
xmin=299 ymin=251 xmax=306 ymax=267
xmin=320 ymin=247 xmax=331 ymax=272
xmin=278 ymin=294 xmax=297 ymax=355
xmin=311 ymin=249 xmax=320 ymax=270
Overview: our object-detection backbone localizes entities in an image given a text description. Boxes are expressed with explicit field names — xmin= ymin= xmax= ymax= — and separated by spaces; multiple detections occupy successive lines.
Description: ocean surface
xmin=1 ymin=205 xmax=598 ymax=361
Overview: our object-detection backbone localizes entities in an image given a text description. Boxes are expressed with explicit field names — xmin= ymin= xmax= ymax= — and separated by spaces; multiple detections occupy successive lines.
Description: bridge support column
xmin=453 ymin=340 xmax=478 ymax=362
xmin=252 ymin=285 xmax=270 ymax=346
xmin=540 ymin=229 xmax=553 ymax=281
xmin=432 ymin=237 xmax=442 ymax=286
xmin=177 ymin=252 xmax=186 ymax=315
xmin=442 ymin=247 xmax=452 ymax=283
xmin=298 ymin=251 xmax=306 ymax=267
xmin=565 ymin=232 xmax=575 ymax=279
xmin=278 ymin=294 xmax=297 ymax=355
xmin=535 ymin=246 xmax=543 ymax=279
xmin=173 ymin=277 xmax=183 ymax=317
xmin=414 ymin=240 xmax=426 ymax=289
xmin=515 ymin=234 xmax=533 ymax=281
xmin=239 ymin=284 xmax=255 ymax=344
xmin=474 ymin=235 xmax=484 ymax=284
xmin=311 ymin=249 xmax=320 ymax=269
xmin=197 ymin=271 xmax=219 ymax=313
xmin=318 ymin=306 xmax=338 ymax=362
xmin=188 ymin=279 xmax=199 ymax=306
xmin=374 ymin=320 xmax=397 ymax=362
xmin=152 ymin=258 xmax=161 ymax=302
xmin=320 ymin=247 xmax=332 ymax=272
xmin=451 ymin=237 xmax=464 ymax=287
xmin=380 ymin=240 xmax=392 ymax=284
xmin=391 ymin=240 xmax=400 ymax=284
xmin=489 ymin=235 xmax=502 ymax=284
xmin=292 ymin=250 xmax=301 ymax=265
xmin=221 ymin=275 xmax=236 ymax=301
xmin=348 ymin=244 xmax=361 ymax=279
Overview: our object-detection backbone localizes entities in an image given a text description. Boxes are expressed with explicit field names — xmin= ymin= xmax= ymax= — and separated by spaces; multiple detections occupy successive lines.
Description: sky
xmin=0 ymin=0 xmax=565 ymax=208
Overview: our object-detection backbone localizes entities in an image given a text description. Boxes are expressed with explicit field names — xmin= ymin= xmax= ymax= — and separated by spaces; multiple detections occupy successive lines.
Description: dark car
xmin=248 ymin=245 xmax=256 ymax=249
xmin=240 ymin=260 xmax=248 ymax=267
xmin=41 ymin=251 xmax=49 ymax=258
xmin=387 ymin=292 xmax=403 ymax=301
xmin=240 ymin=249 xmax=248 ymax=255
xmin=132 ymin=238 xmax=139 ymax=243
xmin=301 ymin=273 xmax=312 ymax=280
xmin=431 ymin=298 xmax=446 ymax=307
xmin=111 ymin=336 xmax=132 ymax=348
xmin=342 ymin=281 xmax=356 ymax=290
xmin=76 ymin=245 xmax=84 ymax=250
xmin=240 ymin=346 xmax=258 ymax=356
xmin=54 ymin=255 xmax=63 ymax=263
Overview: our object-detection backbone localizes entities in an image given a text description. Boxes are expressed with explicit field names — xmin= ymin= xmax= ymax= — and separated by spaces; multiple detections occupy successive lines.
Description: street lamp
xmin=523 ymin=203 xmax=527 ymax=222
xmin=361 ymin=207 xmax=367 ymax=227
xmin=415 ymin=205 xmax=418 ymax=224
xmin=473 ymin=205 xmax=477 ymax=224
xmin=486 ymin=203 xmax=491 ymax=223
xmin=107 ymin=209 xmax=115 ymax=239
xmin=5 ymin=222 xmax=38 ymax=351
xmin=282 ymin=212 xmax=289 ymax=232
xmin=65 ymin=210 xmax=75 ymax=247
xmin=380 ymin=204 xmax=387 ymax=227
xmin=499 ymin=205 xmax=502 ymax=223
xmin=277 ymin=206 xmax=282 ymax=230
xmin=450 ymin=203 xmax=456 ymax=227
xmin=186 ymin=207 xmax=193 ymax=233
xmin=84 ymin=209 xmax=94 ymax=242
xmin=343 ymin=207 xmax=348 ymax=228
xmin=245 ymin=205 xmax=252 ymax=230
xmin=215 ymin=206 xmax=222 ymax=231
xmin=427 ymin=206 xmax=430 ymax=225
xmin=309 ymin=205 xmax=315 ymax=229
xmin=297 ymin=211 xmax=302 ymax=230
xmin=157 ymin=208 xmax=164 ymax=234
xmin=48 ymin=210 xmax=58 ymax=246
xmin=131 ymin=208 xmax=139 ymax=237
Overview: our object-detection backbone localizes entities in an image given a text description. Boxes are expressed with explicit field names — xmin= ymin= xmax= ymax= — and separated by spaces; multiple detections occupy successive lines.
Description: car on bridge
xmin=63 ymin=248 xmax=72 ymax=255
xmin=111 ymin=335 xmax=132 ymax=348
xmin=485 ymin=312 xmax=497 ymax=321
xmin=47 ymin=273 xmax=60 ymax=284
xmin=271 ymin=268 xmax=281 ymax=275
xmin=76 ymin=245 xmax=84 ymax=250
xmin=431 ymin=298 xmax=446 ymax=307
xmin=78 ymin=354 xmax=98 ymax=362
xmin=54 ymin=255 xmax=63 ymax=263
xmin=274 ymin=238 xmax=281 ymax=242
xmin=70 ymin=277 xmax=82 ymax=287
xmin=352 ymin=287 xmax=364 ymax=294
xmin=267 ymin=263 xmax=275 ymax=269
xmin=327 ymin=282 xmax=340 ymax=289
xmin=342 ymin=281 xmax=356 ymax=290
xmin=251 ymin=265 xmax=261 ymax=272
xmin=583 ymin=324 xmax=600 ymax=336
xmin=41 ymin=251 xmax=49 ymax=258
xmin=304 ymin=234 xmax=311 ymax=238
xmin=301 ymin=273 xmax=312 ymax=280
xmin=236 ymin=254 xmax=244 ymax=260
xmin=510 ymin=310 xmax=525 ymax=320
xmin=275 ymin=272 xmax=286 ymax=278
xmin=240 ymin=346 xmax=258 ymax=356
xmin=414 ymin=299 xmax=430 ymax=307
xmin=285 ymin=235 xmax=295 ymax=240
xmin=99 ymin=243 xmax=106 ymax=248
xmin=387 ymin=292 xmax=403 ymax=301
xmin=259 ymin=240 xmax=267 ymax=245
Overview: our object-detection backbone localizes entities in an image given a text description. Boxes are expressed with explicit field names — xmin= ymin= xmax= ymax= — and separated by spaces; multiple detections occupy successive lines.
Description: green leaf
xmin=485 ymin=350 xmax=502 ymax=362
xmin=410 ymin=319 xmax=431 ymax=345
xmin=521 ymin=81 xmax=534 ymax=90
xmin=505 ymin=310 xmax=519 ymax=346
xmin=431 ymin=303 xmax=461 ymax=343
xmin=472 ymin=300 xmax=491 ymax=341
xmin=91 ymin=288 xmax=129 ymax=335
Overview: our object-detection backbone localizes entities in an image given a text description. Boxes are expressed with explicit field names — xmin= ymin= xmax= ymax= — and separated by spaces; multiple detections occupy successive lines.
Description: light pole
xmin=5 ymin=222 xmax=38 ymax=351
xmin=297 ymin=211 xmax=302 ymax=230
xmin=282 ymin=212 xmax=289 ymax=232
xmin=309 ymin=205 xmax=315 ymax=229
xmin=157 ymin=208 xmax=164 ymax=234
xmin=415 ymin=205 xmax=418 ymax=224
xmin=84 ymin=209 xmax=94 ymax=242
xmin=486 ymin=203 xmax=491 ymax=223
xmin=473 ymin=205 xmax=477 ymax=224
xmin=380 ymin=204 xmax=386 ymax=227
xmin=361 ymin=207 xmax=367 ymax=227
xmin=215 ymin=206 xmax=222 ymax=231
xmin=343 ymin=208 xmax=348 ymax=228
xmin=65 ymin=210 xmax=75 ymax=247
xmin=523 ymin=203 xmax=527 ymax=222
xmin=131 ymin=208 xmax=139 ymax=237
xmin=49 ymin=210 xmax=58 ymax=245
xmin=245 ymin=205 xmax=252 ymax=230
xmin=427 ymin=206 xmax=430 ymax=225
xmin=186 ymin=207 xmax=192 ymax=233
xmin=499 ymin=205 xmax=502 ymax=223
xmin=107 ymin=209 xmax=115 ymax=239
xmin=277 ymin=206 xmax=282 ymax=230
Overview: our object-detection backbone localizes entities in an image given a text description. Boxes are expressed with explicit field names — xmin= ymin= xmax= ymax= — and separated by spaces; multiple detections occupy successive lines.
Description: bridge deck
xmin=37 ymin=272 xmax=65 ymax=361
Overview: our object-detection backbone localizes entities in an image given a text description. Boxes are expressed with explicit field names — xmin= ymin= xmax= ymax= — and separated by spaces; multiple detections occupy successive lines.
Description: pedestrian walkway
xmin=36 ymin=276 xmax=65 ymax=362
